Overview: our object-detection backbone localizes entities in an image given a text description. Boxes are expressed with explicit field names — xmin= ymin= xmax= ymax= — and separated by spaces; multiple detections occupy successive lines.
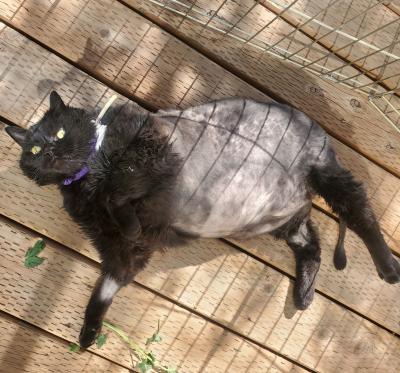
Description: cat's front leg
xmin=79 ymin=274 xmax=122 ymax=348
xmin=104 ymin=196 xmax=142 ymax=241
xmin=79 ymin=245 xmax=151 ymax=348
xmin=111 ymin=203 xmax=141 ymax=240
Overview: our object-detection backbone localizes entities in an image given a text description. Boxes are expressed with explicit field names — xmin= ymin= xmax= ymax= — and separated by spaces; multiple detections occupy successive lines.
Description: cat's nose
xmin=44 ymin=149 xmax=55 ymax=159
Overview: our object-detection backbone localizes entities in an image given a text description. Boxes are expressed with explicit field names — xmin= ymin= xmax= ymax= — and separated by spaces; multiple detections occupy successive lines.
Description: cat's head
xmin=6 ymin=91 xmax=95 ymax=186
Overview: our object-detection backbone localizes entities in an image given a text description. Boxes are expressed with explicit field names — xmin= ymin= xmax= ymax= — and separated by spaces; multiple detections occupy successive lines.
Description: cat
xmin=6 ymin=91 xmax=400 ymax=348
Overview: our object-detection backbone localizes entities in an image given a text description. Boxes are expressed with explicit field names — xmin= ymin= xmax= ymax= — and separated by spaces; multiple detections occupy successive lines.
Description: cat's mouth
xmin=44 ymin=158 xmax=85 ymax=175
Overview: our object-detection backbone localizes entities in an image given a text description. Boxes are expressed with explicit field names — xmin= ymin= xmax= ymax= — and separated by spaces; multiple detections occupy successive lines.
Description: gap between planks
xmin=117 ymin=0 xmax=400 ymax=178
xmin=0 ymin=310 xmax=132 ymax=373
xmin=0 ymin=213 xmax=313 ymax=372
xmin=257 ymin=0 xmax=400 ymax=98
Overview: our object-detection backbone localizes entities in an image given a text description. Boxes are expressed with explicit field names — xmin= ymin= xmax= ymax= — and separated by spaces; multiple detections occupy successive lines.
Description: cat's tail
xmin=309 ymin=145 xmax=400 ymax=283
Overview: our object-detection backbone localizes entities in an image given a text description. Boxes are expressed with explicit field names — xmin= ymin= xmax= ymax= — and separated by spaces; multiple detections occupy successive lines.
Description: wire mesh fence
xmin=144 ymin=0 xmax=400 ymax=132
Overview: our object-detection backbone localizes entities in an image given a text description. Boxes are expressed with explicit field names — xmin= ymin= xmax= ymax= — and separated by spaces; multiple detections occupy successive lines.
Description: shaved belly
xmin=171 ymin=173 xmax=310 ymax=238
xmin=153 ymin=98 xmax=323 ymax=239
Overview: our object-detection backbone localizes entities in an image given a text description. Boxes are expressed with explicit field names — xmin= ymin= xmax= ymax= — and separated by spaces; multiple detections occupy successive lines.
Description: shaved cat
xmin=6 ymin=92 xmax=400 ymax=347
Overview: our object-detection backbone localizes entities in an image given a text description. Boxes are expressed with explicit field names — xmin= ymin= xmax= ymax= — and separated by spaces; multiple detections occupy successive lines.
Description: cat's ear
xmin=49 ymin=91 xmax=66 ymax=111
xmin=5 ymin=126 xmax=27 ymax=147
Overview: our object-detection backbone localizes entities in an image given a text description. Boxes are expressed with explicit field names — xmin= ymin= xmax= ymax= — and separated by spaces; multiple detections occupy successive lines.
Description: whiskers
xmin=32 ymin=167 xmax=41 ymax=183
xmin=59 ymin=158 xmax=85 ymax=164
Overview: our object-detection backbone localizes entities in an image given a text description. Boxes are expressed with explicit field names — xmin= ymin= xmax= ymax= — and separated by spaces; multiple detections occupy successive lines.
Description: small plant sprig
xmin=68 ymin=333 xmax=107 ymax=353
xmin=24 ymin=239 xmax=46 ymax=268
xmin=102 ymin=320 xmax=178 ymax=373
xmin=96 ymin=333 xmax=107 ymax=348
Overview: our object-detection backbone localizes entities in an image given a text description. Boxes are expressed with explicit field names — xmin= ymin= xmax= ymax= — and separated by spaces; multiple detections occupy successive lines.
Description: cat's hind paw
xmin=378 ymin=256 xmax=400 ymax=284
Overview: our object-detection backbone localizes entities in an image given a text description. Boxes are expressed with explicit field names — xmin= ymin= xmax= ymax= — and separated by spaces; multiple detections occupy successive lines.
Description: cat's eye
xmin=31 ymin=146 xmax=41 ymax=155
xmin=56 ymin=128 xmax=65 ymax=139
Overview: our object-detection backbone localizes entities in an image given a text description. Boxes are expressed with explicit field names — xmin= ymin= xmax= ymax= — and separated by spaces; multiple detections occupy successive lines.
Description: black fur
xmin=6 ymin=92 xmax=400 ymax=348
xmin=309 ymin=148 xmax=400 ymax=283
xmin=334 ymin=217 xmax=347 ymax=270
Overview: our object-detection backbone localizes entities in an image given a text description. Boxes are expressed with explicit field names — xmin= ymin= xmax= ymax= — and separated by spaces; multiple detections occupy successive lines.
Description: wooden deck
xmin=0 ymin=1 xmax=400 ymax=372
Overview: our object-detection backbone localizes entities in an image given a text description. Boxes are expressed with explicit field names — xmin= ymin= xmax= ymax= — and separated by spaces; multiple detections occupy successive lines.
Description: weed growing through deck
xmin=24 ymin=239 xmax=46 ymax=268
xmin=102 ymin=320 xmax=178 ymax=373
xmin=96 ymin=333 xmax=107 ymax=348
xmin=69 ymin=342 xmax=80 ymax=352
xmin=69 ymin=320 xmax=178 ymax=373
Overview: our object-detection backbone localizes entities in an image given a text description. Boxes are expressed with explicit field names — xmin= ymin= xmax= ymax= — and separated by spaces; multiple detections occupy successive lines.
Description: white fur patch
xmin=288 ymin=220 xmax=309 ymax=247
xmin=93 ymin=94 xmax=118 ymax=151
xmin=99 ymin=276 xmax=120 ymax=301
xmin=95 ymin=123 xmax=107 ymax=151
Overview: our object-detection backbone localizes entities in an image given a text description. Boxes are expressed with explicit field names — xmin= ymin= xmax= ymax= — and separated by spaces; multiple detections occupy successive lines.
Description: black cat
xmin=6 ymin=91 xmax=400 ymax=348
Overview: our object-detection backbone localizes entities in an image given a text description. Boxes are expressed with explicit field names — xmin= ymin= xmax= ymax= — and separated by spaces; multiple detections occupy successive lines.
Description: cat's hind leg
xmin=285 ymin=219 xmax=321 ymax=310
xmin=310 ymin=146 xmax=400 ymax=283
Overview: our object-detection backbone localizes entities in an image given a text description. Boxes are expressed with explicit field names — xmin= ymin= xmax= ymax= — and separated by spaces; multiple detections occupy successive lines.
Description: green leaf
xmin=24 ymin=255 xmax=44 ymax=268
xmin=102 ymin=320 xmax=123 ymax=333
xmin=96 ymin=333 xmax=107 ymax=348
xmin=147 ymin=351 xmax=156 ymax=364
xmin=24 ymin=239 xmax=46 ymax=268
xmin=69 ymin=342 xmax=80 ymax=352
xmin=165 ymin=367 xmax=178 ymax=373
xmin=146 ymin=332 xmax=162 ymax=345
xmin=30 ymin=240 xmax=45 ymax=256
xmin=137 ymin=361 xmax=152 ymax=373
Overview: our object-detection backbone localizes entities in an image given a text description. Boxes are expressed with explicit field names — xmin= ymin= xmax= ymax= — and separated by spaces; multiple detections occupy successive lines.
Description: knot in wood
xmin=307 ymin=85 xmax=324 ymax=97
xmin=350 ymin=98 xmax=361 ymax=108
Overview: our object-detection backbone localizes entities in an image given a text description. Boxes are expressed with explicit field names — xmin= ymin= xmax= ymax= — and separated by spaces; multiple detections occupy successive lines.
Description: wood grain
xmin=0 ymin=217 xmax=305 ymax=373
xmin=257 ymin=0 xmax=400 ymax=94
xmin=123 ymin=0 xmax=400 ymax=176
xmin=145 ymin=0 xmax=379 ymax=90
xmin=1 ymin=212 xmax=400 ymax=373
xmin=0 ymin=313 xmax=130 ymax=373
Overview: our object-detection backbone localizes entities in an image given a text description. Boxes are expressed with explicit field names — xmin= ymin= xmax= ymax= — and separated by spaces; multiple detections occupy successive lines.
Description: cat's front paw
xmin=378 ymin=257 xmax=400 ymax=284
xmin=79 ymin=320 xmax=102 ymax=348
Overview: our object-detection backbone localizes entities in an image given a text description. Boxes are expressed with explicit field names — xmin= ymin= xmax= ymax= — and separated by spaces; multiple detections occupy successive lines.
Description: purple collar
xmin=62 ymin=95 xmax=119 ymax=186
xmin=63 ymin=166 xmax=90 ymax=186
xmin=62 ymin=138 xmax=96 ymax=186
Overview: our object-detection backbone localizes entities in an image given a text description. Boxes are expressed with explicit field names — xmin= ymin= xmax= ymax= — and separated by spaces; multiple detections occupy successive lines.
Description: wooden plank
xmin=387 ymin=1 xmax=400 ymax=17
xmin=0 ymin=217 xmax=305 ymax=372
xmin=256 ymin=0 xmax=400 ymax=94
xmin=233 ymin=207 xmax=400 ymax=334
xmin=0 ymin=313 xmax=129 ymax=373
xmin=0 ymin=0 xmax=24 ymax=19
xmin=120 ymin=0 xmax=400 ymax=176
xmin=146 ymin=0 xmax=380 ymax=91
xmin=1 ymin=212 xmax=400 ymax=372
xmin=0 ymin=21 xmax=399 ymax=333
xmin=0 ymin=1 xmax=398 ymax=253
